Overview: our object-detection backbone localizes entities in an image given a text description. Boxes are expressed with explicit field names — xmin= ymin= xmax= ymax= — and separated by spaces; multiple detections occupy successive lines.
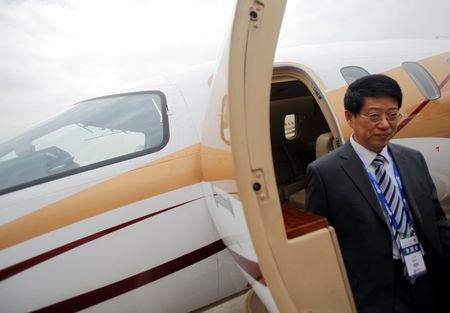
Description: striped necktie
xmin=372 ymin=154 xmax=411 ymax=248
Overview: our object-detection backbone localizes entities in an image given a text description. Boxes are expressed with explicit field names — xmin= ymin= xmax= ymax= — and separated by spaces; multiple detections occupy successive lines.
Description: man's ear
xmin=345 ymin=110 xmax=354 ymax=129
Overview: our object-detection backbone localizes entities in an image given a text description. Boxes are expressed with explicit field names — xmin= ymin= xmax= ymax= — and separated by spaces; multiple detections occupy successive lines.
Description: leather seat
xmin=272 ymin=144 xmax=306 ymax=202
xmin=315 ymin=132 xmax=334 ymax=159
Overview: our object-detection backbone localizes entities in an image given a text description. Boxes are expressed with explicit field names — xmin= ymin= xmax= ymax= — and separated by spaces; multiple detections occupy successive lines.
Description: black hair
xmin=344 ymin=74 xmax=402 ymax=114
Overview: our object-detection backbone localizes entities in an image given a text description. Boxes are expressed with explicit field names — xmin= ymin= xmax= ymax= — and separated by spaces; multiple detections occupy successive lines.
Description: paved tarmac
xmin=200 ymin=293 xmax=247 ymax=313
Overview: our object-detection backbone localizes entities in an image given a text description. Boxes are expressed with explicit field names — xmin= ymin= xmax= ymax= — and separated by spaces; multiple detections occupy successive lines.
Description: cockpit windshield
xmin=0 ymin=91 xmax=168 ymax=194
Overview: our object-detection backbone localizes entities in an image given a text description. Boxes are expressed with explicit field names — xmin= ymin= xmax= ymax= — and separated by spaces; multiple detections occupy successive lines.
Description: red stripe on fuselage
xmin=31 ymin=240 xmax=226 ymax=313
xmin=439 ymin=73 xmax=450 ymax=89
xmin=0 ymin=198 xmax=201 ymax=281
xmin=396 ymin=99 xmax=430 ymax=132
xmin=220 ymin=233 xmax=265 ymax=285
xmin=4 ymin=194 xmax=265 ymax=312
xmin=30 ymin=242 xmax=263 ymax=313
xmin=227 ymin=248 xmax=265 ymax=285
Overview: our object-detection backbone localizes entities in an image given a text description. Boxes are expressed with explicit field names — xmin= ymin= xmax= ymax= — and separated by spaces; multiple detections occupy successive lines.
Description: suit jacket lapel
xmin=339 ymin=142 xmax=390 ymax=227
xmin=388 ymin=144 xmax=424 ymax=228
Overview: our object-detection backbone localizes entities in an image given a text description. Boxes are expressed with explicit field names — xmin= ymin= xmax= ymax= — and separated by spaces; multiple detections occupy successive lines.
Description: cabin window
xmin=284 ymin=114 xmax=297 ymax=140
xmin=402 ymin=62 xmax=441 ymax=100
xmin=0 ymin=91 xmax=169 ymax=194
xmin=340 ymin=66 xmax=370 ymax=85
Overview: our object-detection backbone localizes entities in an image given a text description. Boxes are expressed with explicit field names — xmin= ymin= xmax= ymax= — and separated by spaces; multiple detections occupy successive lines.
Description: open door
xmin=208 ymin=0 xmax=357 ymax=312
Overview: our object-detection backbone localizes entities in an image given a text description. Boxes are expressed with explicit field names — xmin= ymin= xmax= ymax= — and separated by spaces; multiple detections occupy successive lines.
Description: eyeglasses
xmin=358 ymin=111 xmax=403 ymax=123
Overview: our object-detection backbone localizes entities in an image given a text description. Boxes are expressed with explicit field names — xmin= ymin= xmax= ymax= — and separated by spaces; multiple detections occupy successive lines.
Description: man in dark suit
xmin=305 ymin=74 xmax=450 ymax=313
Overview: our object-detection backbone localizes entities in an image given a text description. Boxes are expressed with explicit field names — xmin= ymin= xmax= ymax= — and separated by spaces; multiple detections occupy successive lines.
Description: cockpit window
xmin=0 ymin=91 xmax=169 ymax=194
xmin=340 ymin=66 xmax=370 ymax=85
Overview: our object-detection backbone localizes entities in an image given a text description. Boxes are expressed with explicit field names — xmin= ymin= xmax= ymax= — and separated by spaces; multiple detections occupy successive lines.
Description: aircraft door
xmin=211 ymin=1 xmax=357 ymax=312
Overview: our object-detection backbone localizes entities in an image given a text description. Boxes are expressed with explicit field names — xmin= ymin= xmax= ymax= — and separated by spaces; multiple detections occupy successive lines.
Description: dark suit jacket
xmin=305 ymin=141 xmax=450 ymax=313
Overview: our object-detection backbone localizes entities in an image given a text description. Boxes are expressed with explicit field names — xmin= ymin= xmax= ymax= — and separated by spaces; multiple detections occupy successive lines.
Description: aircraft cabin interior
xmin=269 ymin=70 xmax=339 ymax=237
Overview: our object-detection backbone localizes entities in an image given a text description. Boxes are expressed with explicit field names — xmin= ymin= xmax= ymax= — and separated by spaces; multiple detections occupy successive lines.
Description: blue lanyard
xmin=361 ymin=156 xmax=412 ymax=232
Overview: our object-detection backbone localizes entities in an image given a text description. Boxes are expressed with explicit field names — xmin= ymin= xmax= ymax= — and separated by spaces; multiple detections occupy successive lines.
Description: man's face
xmin=345 ymin=97 xmax=400 ymax=152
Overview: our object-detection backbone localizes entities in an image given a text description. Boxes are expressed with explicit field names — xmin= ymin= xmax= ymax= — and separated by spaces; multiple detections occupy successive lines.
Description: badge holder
xmin=400 ymin=234 xmax=427 ymax=281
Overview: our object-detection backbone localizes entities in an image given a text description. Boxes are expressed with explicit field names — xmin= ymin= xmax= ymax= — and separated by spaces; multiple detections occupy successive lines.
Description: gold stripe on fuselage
xmin=0 ymin=144 xmax=235 ymax=250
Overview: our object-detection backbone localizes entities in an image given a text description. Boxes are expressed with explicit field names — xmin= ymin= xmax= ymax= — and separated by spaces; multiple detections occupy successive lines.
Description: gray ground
xmin=201 ymin=293 xmax=247 ymax=313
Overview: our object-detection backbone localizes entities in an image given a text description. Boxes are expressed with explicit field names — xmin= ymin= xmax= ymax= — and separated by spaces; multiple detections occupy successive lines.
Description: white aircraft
xmin=1 ymin=1 xmax=449 ymax=312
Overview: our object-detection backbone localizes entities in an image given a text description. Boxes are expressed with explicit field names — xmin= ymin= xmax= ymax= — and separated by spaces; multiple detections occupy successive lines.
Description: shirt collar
xmin=349 ymin=134 xmax=390 ymax=168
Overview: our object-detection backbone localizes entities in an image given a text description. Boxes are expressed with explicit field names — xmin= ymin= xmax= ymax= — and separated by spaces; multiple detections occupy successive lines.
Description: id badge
xmin=400 ymin=235 xmax=427 ymax=278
